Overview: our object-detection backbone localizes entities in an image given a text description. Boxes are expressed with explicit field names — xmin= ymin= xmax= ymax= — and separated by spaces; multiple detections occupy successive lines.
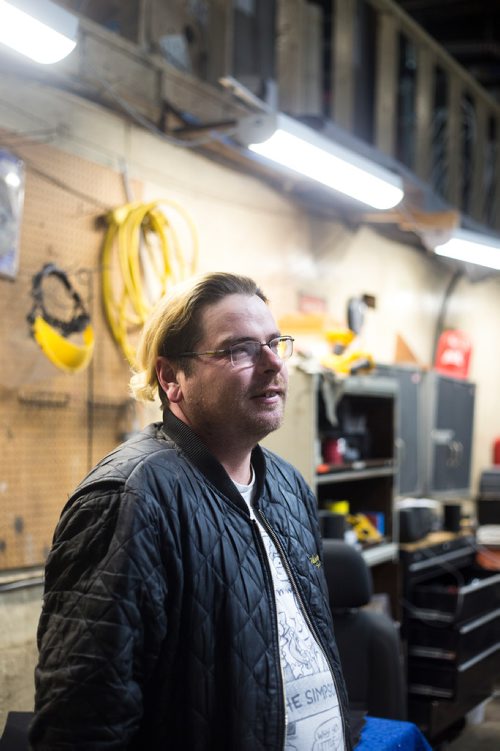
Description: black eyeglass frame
xmin=177 ymin=335 xmax=294 ymax=367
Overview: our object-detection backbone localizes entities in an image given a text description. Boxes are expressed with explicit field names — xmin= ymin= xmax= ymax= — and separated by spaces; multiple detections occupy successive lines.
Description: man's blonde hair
xmin=130 ymin=272 xmax=267 ymax=406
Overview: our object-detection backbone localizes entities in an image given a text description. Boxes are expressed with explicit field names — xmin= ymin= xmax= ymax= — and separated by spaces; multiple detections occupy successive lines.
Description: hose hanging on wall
xmin=27 ymin=263 xmax=94 ymax=374
xmin=101 ymin=200 xmax=199 ymax=365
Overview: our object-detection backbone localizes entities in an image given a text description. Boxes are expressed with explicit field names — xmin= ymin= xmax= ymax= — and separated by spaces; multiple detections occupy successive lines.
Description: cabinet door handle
xmin=447 ymin=441 xmax=458 ymax=467
xmin=448 ymin=440 xmax=463 ymax=467
xmin=395 ymin=437 xmax=405 ymax=467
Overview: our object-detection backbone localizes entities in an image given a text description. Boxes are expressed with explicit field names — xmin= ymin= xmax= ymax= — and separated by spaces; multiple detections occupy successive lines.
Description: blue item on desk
xmin=356 ymin=716 xmax=432 ymax=750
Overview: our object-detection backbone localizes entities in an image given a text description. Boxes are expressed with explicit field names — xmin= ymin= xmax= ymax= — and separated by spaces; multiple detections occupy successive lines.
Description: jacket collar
xmin=161 ymin=409 xmax=266 ymax=513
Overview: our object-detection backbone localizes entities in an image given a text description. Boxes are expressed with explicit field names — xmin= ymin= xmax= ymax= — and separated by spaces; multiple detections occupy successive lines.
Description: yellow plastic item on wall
xmin=32 ymin=316 xmax=95 ymax=374
xmin=27 ymin=262 xmax=94 ymax=375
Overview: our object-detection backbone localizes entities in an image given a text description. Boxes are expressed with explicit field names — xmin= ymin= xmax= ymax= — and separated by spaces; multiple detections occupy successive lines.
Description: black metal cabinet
xmin=400 ymin=535 xmax=500 ymax=744
xmin=422 ymin=373 xmax=476 ymax=497
xmin=375 ymin=364 xmax=424 ymax=497
xmin=262 ymin=369 xmax=398 ymax=559
xmin=315 ymin=374 xmax=397 ymax=538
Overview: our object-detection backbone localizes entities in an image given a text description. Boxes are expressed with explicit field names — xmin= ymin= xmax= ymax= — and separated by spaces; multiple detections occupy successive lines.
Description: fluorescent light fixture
xmin=434 ymin=228 xmax=500 ymax=271
xmin=244 ymin=113 xmax=404 ymax=210
xmin=0 ymin=0 xmax=78 ymax=64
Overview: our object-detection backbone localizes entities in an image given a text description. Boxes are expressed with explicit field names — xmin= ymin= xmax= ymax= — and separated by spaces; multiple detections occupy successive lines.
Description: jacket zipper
xmin=254 ymin=507 xmax=349 ymax=750
xmin=251 ymin=519 xmax=287 ymax=751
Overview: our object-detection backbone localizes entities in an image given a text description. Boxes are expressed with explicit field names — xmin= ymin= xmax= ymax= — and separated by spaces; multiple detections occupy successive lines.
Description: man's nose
xmin=259 ymin=343 xmax=284 ymax=370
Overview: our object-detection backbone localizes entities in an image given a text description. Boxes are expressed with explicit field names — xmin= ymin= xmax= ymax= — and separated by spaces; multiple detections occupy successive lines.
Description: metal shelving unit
xmin=263 ymin=368 xmax=398 ymax=563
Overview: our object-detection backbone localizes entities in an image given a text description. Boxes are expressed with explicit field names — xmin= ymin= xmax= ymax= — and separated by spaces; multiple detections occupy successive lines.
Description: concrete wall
xmin=0 ymin=585 xmax=42 ymax=733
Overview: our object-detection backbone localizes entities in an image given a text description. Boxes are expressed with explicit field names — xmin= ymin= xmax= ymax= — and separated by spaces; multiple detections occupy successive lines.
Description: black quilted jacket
xmin=30 ymin=411 xmax=351 ymax=750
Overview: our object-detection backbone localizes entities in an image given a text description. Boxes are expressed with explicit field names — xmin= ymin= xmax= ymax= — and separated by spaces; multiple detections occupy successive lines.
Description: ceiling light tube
xmin=434 ymin=228 xmax=500 ymax=271
xmin=244 ymin=113 xmax=404 ymax=210
xmin=0 ymin=0 xmax=78 ymax=64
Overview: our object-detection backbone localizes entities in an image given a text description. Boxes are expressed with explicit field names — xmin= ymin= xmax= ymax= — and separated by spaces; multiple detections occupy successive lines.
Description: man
xmin=30 ymin=272 xmax=350 ymax=750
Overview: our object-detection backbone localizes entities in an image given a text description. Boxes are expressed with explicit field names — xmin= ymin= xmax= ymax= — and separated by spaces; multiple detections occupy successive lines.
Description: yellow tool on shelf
xmin=321 ymin=341 xmax=374 ymax=376
xmin=320 ymin=295 xmax=376 ymax=376
xmin=347 ymin=513 xmax=383 ymax=543
xmin=278 ymin=296 xmax=375 ymax=376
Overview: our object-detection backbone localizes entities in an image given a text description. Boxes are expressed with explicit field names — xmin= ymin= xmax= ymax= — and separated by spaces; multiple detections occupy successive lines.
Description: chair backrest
xmin=0 ymin=712 xmax=33 ymax=750
xmin=323 ymin=539 xmax=373 ymax=609
xmin=322 ymin=539 xmax=406 ymax=720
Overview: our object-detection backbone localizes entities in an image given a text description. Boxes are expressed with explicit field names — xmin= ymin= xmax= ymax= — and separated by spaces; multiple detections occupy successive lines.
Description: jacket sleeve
xmin=30 ymin=485 xmax=169 ymax=750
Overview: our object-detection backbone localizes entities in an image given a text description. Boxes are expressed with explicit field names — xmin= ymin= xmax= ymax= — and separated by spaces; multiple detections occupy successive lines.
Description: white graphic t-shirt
xmin=235 ymin=473 xmax=345 ymax=751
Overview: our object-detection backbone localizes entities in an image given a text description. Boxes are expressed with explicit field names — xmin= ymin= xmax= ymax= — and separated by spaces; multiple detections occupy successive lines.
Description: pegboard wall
xmin=0 ymin=131 xmax=146 ymax=571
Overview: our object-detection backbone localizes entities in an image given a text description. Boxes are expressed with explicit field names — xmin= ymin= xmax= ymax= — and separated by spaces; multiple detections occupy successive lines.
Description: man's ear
xmin=156 ymin=356 xmax=183 ymax=403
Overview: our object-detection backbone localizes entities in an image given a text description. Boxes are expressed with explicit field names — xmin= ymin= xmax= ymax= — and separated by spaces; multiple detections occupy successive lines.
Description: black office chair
xmin=0 ymin=712 xmax=32 ymax=750
xmin=322 ymin=539 xmax=407 ymax=720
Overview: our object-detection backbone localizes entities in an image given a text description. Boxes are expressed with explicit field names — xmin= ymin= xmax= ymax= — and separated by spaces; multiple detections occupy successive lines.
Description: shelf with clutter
xmin=264 ymin=295 xmax=398 ymax=565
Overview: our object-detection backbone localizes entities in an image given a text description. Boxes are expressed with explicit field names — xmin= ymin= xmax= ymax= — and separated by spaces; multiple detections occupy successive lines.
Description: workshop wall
xmin=0 ymin=78 xmax=499 ymax=575
xmin=1 ymin=72 xmax=500 ymax=730
xmin=0 ymin=134 xmax=144 ymax=570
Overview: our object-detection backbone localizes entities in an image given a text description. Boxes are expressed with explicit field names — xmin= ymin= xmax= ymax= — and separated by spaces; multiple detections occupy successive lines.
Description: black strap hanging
xmin=27 ymin=262 xmax=90 ymax=336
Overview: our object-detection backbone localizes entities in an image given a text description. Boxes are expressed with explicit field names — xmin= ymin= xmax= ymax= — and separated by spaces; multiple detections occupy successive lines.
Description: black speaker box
xmin=477 ymin=499 xmax=500 ymax=525
xmin=443 ymin=503 xmax=462 ymax=532
xmin=399 ymin=507 xmax=433 ymax=543
xmin=479 ymin=468 xmax=500 ymax=499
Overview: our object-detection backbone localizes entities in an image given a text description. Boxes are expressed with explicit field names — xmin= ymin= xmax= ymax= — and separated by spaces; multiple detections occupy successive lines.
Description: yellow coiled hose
xmin=102 ymin=200 xmax=198 ymax=365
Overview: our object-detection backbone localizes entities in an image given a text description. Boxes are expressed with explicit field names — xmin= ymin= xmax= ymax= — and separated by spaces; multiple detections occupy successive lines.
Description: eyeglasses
xmin=178 ymin=335 xmax=294 ymax=368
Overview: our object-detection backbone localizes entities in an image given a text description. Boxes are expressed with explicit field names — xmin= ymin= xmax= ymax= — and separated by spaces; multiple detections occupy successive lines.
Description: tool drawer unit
xmin=400 ymin=534 xmax=500 ymax=743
